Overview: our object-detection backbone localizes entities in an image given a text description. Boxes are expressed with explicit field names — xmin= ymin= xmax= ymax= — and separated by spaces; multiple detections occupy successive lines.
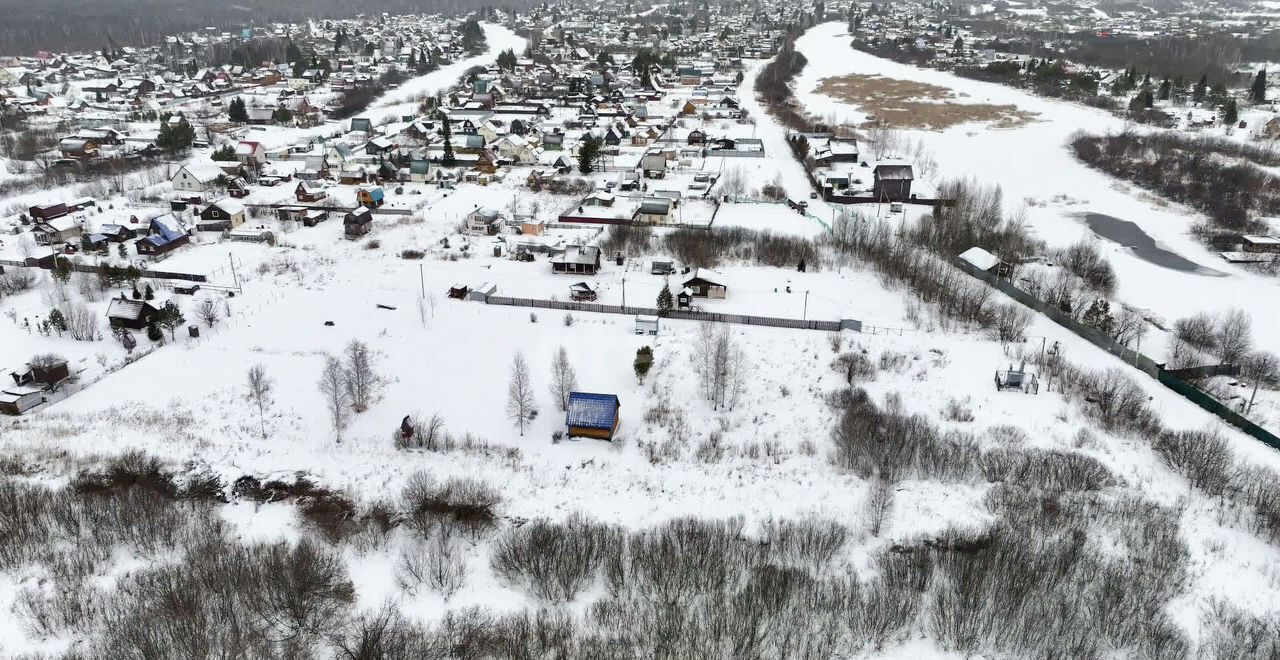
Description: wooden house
xmin=565 ymin=392 xmax=621 ymax=440
xmin=682 ymin=269 xmax=727 ymax=299
xmin=197 ymin=199 xmax=246 ymax=231
xmin=466 ymin=207 xmax=503 ymax=235
xmin=551 ymin=245 xmax=601 ymax=275
xmin=296 ymin=181 xmax=326 ymax=203
xmin=106 ymin=296 xmax=158 ymax=330
xmin=356 ymin=185 xmax=385 ymax=209
xmin=344 ymin=206 xmax=373 ymax=238
xmin=135 ymin=213 xmax=190 ymax=256
xmin=872 ymin=163 xmax=914 ymax=202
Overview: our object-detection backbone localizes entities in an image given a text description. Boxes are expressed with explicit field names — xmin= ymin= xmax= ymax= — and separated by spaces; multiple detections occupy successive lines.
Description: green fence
xmin=955 ymin=258 xmax=1280 ymax=452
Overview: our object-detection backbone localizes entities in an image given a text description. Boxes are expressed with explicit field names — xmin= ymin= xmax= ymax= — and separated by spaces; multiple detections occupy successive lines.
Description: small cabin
xmin=565 ymin=392 xmax=621 ymax=441
xmin=682 ymin=270 xmax=727 ymax=299
xmin=344 ymin=207 xmax=373 ymax=238
xmin=1242 ymin=235 xmax=1280 ymax=254
xmin=106 ymin=297 xmax=158 ymax=330
xmin=356 ymin=185 xmax=385 ymax=209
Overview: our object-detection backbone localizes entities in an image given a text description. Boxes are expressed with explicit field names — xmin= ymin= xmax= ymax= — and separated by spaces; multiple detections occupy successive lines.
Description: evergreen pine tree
xmin=1193 ymin=75 xmax=1208 ymax=103
xmin=1223 ymin=98 xmax=1239 ymax=125
xmin=656 ymin=282 xmax=674 ymax=313
xmin=1250 ymin=70 xmax=1267 ymax=103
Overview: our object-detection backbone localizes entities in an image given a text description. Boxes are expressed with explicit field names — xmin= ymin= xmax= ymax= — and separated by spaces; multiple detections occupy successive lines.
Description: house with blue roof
xmin=135 ymin=213 xmax=190 ymax=256
xmin=565 ymin=392 xmax=621 ymax=441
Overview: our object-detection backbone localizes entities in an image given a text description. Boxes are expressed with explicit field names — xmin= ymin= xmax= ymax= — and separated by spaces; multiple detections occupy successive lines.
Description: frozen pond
xmin=1078 ymin=213 xmax=1227 ymax=276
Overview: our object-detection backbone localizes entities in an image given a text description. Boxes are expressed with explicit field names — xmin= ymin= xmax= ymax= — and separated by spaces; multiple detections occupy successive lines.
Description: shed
xmin=958 ymin=246 xmax=1012 ymax=277
xmin=565 ymin=392 xmax=621 ymax=440
xmin=635 ymin=315 xmax=659 ymax=335
xmin=0 ymin=386 xmax=45 ymax=415
xmin=466 ymin=282 xmax=497 ymax=301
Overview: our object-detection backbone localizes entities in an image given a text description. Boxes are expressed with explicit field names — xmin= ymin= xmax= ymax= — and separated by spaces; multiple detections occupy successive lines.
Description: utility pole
xmin=621 ymin=275 xmax=626 ymax=309
xmin=803 ymin=290 xmax=809 ymax=320
xmin=419 ymin=263 xmax=425 ymax=298
xmin=228 ymin=253 xmax=240 ymax=294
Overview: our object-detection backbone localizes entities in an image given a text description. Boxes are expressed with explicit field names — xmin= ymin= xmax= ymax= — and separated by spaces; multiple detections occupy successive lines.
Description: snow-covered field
xmin=2 ymin=19 xmax=1280 ymax=660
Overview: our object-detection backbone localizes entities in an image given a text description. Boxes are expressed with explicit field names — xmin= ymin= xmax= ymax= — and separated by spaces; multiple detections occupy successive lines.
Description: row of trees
xmin=1071 ymin=131 xmax=1279 ymax=246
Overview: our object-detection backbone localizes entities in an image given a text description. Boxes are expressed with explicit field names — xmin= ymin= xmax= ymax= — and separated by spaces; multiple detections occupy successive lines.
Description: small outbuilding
xmin=0 ymin=386 xmax=46 ymax=415
xmin=565 ymin=392 xmax=621 ymax=441
xmin=635 ymin=315 xmax=659 ymax=335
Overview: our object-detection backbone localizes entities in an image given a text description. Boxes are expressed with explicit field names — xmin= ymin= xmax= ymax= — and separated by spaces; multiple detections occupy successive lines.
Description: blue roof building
xmin=565 ymin=392 xmax=621 ymax=441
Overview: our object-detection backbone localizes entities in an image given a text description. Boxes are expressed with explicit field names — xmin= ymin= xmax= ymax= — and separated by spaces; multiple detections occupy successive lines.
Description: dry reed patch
xmin=815 ymin=73 xmax=1037 ymax=130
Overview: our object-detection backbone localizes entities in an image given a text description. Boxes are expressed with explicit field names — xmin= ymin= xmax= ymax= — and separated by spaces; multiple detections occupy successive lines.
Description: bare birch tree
xmin=548 ymin=345 xmax=578 ymax=411
xmin=319 ymin=354 xmax=350 ymax=441
xmin=693 ymin=322 xmax=751 ymax=410
xmin=246 ymin=364 xmax=273 ymax=439
xmin=506 ymin=352 xmax=535 ymax=436
xmin=343 ymin=339 xmax=380 ymax=412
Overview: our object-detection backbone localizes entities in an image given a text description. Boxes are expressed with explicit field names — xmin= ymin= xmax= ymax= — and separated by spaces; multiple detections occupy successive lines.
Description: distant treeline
xmin=0 ymin=0 xmax=530 ymax=55
xmin=1071 ymin=131 xmax=1280 ymax=246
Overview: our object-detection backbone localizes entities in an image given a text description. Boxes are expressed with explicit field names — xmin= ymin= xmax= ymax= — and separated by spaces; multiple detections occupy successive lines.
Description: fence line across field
xmin=482 ymin=294 xmax=857 ymax=333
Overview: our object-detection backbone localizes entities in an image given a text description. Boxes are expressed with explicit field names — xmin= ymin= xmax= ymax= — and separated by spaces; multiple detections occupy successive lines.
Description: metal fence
xmin=955 ymin=258 xmax=1280 ymax=450
xmin=483 ymin=295 xmax=846 ymax=332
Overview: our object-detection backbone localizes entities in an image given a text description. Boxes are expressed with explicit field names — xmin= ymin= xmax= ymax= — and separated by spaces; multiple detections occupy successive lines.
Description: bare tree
xmin=506 ymin=352 xmax=535 ymax=436
xmin=246 ymin=364 xmax=273 ymax=439
xmin=720 ymin=165 xmax=746 ymax=200
xmin=548 ymin=346 xmax=578 ymax=411
xmin=865 ymin=477 xmax=895 ymax=537
xmin=1215 ymin=308 xmax=1252 ymax=365
xmin=343 ymin=339 xmax=380 ymax=412
xmin=693 ymin=322 xmax=751 ymax=410
xmin=195 ymin=295 xmax=221 ymax=327
xmin=319 ymin=354 xmax=350 ymax=441
xmin=64 ymin=303 xmax=98 ymax=341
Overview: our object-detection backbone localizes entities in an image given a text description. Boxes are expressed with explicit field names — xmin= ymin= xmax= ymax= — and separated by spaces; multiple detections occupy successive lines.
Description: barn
xmin=565 ymin=392 xmax=621 ymax=441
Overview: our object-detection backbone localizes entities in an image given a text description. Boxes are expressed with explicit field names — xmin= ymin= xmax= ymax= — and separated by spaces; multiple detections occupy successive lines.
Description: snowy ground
xmin=3 ymin=20 xmax=1280 ymax=657
xmin=791 ymin=21 xmax=1280 ymax=420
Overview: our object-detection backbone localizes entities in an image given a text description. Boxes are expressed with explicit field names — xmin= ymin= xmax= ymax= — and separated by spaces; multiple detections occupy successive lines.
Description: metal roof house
xmin=551 ymin=245 xmax=602 ymax=275
xmin=565 ymin=392 xmax=621 ymax=441
xmin=136 ymin=213 xmax=190 ymax=256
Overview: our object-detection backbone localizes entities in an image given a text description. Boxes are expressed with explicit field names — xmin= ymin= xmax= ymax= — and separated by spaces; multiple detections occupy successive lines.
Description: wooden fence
xmin=483 ymin=295 xmax=847 ymax=332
